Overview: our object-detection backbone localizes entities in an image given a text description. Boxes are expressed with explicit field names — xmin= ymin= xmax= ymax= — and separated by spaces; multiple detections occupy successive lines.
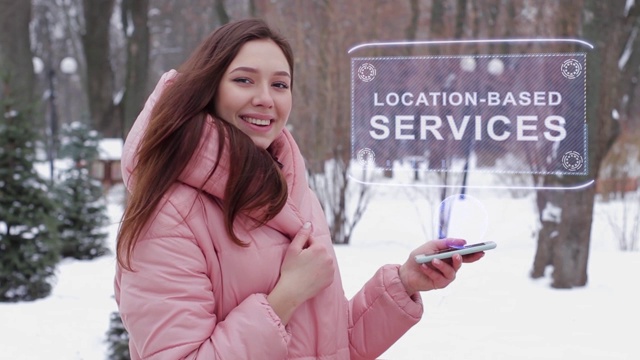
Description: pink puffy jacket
xmin=114 ymin=70 xmax=423 ymax=359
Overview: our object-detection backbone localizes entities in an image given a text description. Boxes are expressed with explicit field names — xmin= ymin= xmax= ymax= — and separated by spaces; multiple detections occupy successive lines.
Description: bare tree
xmin=214 ymin=0 xmax=230 ymax=24
xmin=0 ymin=0 xmax=35 ymax=114
xmin=531 ymin=0 xmax=640 ymax=288
xmin=600 ymin=135 xmax=640 ymax=251
xmin=81 ymin=0 xmax=118 ymax=136
xmin=305 ymin=0 xmax=371 ymax=244
xmin=597 ymin=42 xmax=640 ymax=252
xmin=262 ymin=0 xmax=416 ymax=244
xmin=121 ymin=0 xmax=151 ymax=139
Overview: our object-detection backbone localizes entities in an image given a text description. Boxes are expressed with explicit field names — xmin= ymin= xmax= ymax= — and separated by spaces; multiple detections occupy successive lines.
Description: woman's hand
xmin=399 ymin=238 xmax=484 ymax=296
xmin=267 ymin=222 xmax=335 ymax=324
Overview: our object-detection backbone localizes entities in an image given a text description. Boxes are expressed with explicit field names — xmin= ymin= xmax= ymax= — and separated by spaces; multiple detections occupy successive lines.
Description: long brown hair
xmin=117 ymin=19 xmax=294 ymax=270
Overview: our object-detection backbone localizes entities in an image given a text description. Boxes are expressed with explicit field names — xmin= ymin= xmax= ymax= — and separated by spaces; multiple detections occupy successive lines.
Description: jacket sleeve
xmin=115 ymin=200 xmax=291 ymax=359
xmin=347 ymin=264 xmax=424 ymax=360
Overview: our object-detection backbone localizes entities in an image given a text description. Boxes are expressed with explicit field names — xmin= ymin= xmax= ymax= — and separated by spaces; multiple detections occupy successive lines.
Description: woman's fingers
xmin=289 ymin=222 xmax=312 ymax=251
xmin=432 ymin=258 xmax=457 ymax=280
xmin=461 ymin=252 xmax=485 ymax=263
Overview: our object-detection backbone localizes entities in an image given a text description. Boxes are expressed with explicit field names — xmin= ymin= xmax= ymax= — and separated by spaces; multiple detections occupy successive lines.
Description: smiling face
xmin=215 ymin=39 xmax=293 ymax=149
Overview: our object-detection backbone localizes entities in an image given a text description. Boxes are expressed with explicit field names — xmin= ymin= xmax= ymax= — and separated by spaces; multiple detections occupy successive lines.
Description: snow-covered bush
xmin=106 ymin=311 xmax=130 ymax=360
xmin=0 ymin=103 xmax=61 ymax=302
xmin=54 ymin=122 xmax=110 ymax=260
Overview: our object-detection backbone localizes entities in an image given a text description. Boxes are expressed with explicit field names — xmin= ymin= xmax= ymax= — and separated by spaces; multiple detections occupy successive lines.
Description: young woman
xmin=114 ymin=18 xmax=484 ymax=360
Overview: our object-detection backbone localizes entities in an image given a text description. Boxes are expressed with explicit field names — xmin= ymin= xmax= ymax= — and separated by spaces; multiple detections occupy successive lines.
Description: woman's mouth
xmin=241 ymin=116 xmax=271 ymax=127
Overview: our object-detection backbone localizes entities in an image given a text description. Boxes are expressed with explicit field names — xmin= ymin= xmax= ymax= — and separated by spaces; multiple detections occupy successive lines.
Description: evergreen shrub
xmin=0 ymin=103 xmax=61 ymax=302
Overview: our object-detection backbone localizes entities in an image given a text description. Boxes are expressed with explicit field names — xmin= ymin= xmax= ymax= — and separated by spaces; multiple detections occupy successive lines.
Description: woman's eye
xmin=233 ymin=78 xmax=252 ymax=84
xmin=273 ymin=82 xmax=290 ymax=89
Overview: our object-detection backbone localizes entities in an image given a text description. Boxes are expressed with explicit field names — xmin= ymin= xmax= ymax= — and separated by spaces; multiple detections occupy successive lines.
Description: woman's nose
xmin=252 ymin=85 xmax=274 ymax=108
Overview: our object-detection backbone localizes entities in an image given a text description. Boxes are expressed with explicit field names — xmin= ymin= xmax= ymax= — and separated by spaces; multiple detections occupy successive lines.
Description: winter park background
xmin=1 ymin=159 xmax=638 ymax=360
xmin=2 ymin=1 xmax=640 ymax=359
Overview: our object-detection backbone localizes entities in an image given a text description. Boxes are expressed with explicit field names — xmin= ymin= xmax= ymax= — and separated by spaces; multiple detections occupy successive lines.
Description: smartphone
xmin=414 ymin=241 xmax=497 ymax=264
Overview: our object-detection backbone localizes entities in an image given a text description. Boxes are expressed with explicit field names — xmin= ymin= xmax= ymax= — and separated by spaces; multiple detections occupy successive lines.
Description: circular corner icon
xmin=357 ymin=63 xmax=377 ymax=82
xmin=562 ymin=151 xmax=584 ymax=171
xmin=561 ymin=59 xmax=582 ymax=79
xmin=357 ymin=148 xmax=376 ymax=167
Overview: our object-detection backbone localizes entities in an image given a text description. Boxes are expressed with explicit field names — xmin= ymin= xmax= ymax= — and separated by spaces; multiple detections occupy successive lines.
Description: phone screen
xmin=415 ymin=241 xmax=496 ymax=264
xmin=434 ymin=242 xmax=489 ymax=254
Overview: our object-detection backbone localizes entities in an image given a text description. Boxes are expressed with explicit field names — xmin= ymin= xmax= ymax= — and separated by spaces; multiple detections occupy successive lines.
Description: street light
xmin=59 ymin=57 xmax=77 ymax=74
xmin=459 ymin=57 xmax=504 ymax=197
xmin=32 ymin=55 xmax=77 ymax=182
xmin=33 ymin=56 xmax=57 ymax=181
xmin=32 ymin=57 xmax=44 ymax=75
xmin=440 ymin=57 xmax=503 ymax=239
xmin=459 ymin=57 xmax=477 ymax=198
xmin=59 ymin=57 xmax=78 ymax=123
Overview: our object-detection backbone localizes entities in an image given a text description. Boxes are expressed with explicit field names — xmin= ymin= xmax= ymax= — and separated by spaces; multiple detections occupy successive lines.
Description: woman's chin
xmin=249 ymin=137 xmax=273 ymax=150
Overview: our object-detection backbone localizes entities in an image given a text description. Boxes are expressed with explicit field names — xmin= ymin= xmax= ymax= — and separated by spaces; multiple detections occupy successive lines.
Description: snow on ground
xmin=0 ymin=180 xmax=638 ymax=359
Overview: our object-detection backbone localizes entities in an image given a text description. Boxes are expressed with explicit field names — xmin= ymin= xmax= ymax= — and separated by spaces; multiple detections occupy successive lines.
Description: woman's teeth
xmin=242 ymin=116 xmax=270 ymax=126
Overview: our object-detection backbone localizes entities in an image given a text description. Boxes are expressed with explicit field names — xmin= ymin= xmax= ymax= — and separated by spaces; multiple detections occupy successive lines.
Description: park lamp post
xmin=58 ymin=57 xmax=78 ymax=123
xmin=458 ymin=57 xmax=504 ymax=197
xmin=439 ymin=57 xmax=504 ymax=239
xmin=32 ymin=55 xmax=78 ymax=182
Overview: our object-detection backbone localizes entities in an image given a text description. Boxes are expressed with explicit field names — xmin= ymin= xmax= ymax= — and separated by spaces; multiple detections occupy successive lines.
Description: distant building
xmin=92 ymin=138 xmax=123 ymax=191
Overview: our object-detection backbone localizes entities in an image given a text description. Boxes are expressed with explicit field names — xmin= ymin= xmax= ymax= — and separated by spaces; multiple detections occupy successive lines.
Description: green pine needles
xmin=0 ymin=103 xmax=61 ymax=302
xmin=55 ymin=121 xmax=110 ymax=260
xmin=0 ymin=101 xmax=111 ymax=302
xmin=106 ymin=311 xmax=131 ymax=360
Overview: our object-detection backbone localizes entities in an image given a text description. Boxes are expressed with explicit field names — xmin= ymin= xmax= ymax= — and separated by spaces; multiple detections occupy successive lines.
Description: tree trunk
xmin=531 ymin=184 xmax=559 ymax=278
xmin=532 ymin=0 xmax=640 ymax=288
xmin=81 ymin=0 xmax=117 ymax=136
xmin=0 ymin=0 xmax=35 ymax=114
xmin=215 ymin=0 xmax=230 ymax=25
xmin=552 ymin=186 xmax=596 ymax=287
xmin=121 ymin=0 xmax=150 ymax=139
xmin=429 ymin=0 xmax=446 ymax=43
xmin=248 ymin=0 xmax=257 ymax=18
xmin=405 ymin=0 xmax=420 ymax=46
